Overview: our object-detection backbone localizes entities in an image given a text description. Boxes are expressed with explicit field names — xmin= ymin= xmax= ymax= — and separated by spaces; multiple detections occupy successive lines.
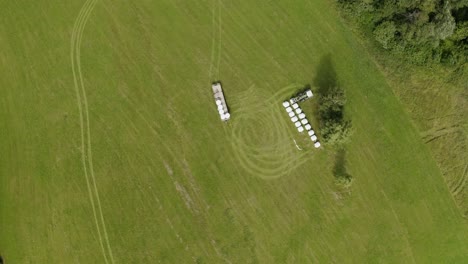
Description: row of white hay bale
xmin=216 ymin=99 xmax=230 ymax=120
xmin=283 ymin=100 xmax=321 ymax=148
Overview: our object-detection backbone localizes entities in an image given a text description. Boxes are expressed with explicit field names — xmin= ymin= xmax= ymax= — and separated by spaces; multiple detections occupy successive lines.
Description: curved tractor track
xmin=229 ymin=85 xmax=310 ymax=179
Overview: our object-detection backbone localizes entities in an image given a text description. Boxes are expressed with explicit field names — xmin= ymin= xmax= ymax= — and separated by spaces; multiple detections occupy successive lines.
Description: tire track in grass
xmin=208 ymin=0 xmax=216 ymax=80
xmin=208 ymin=0 xmax=222 ymax=81
xmin=215 ymin=0 xmax=222 ymax=80
xmin=71 ymin=0 xmax=115 ymax=263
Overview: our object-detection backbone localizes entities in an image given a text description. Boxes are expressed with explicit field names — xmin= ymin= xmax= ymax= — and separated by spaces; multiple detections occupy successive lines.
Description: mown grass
xmin=1 ymin=0 xmax=467 ymax=263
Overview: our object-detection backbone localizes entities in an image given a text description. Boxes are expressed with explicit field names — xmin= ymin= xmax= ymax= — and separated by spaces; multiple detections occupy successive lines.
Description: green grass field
xmin=1 ymin=0 xmax=467 ymax=263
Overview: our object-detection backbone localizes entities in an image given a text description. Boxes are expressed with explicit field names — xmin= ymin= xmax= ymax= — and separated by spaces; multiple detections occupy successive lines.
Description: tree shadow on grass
xmin=313 ymin=54 xmax=338 ymax=96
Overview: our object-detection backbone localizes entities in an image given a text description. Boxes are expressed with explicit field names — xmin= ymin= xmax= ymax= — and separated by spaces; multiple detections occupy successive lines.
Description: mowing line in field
xmin=71 ymin=0 xmax=115 ymax=263
xmin=229 ymin=85 xmax=309 ymax=179
xmin=136 ymin=117 xmax=231 ymax=262
xmin=115 ymin=97 xmax=232 ymax=262
xmin=219 ymin=1 xmax=284 ymax=72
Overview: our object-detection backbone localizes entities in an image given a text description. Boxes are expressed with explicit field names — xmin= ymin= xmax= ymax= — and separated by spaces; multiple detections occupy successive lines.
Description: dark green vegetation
xmin=1 ymin=0 xmax=468 ymax=263
xmin=315 ymin=56 xmax=351 ymax=146
xmin=333 ymin=149 xmax=353 ymax=187
xmin=337 ymin=0 xmax=468 ymax=217
xmin=338 ymin=0 xmax=468 ymax=66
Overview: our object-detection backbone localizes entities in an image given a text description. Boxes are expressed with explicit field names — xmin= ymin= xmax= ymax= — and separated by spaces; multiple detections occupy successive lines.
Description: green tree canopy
xmin=338 ymin=0 xmax=468 ymax=66
xmin=318 ymin=85 xmax=352 ymax=145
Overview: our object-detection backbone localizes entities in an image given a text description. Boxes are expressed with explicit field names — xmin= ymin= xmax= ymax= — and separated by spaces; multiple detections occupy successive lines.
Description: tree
xmin=321 ymin=119 xmax=352 ymax=145
xmin=374 ymin=21 xmax=397 ymax=49
xmin=434 ymin=1 xmax=456 ymax=40
xmin=318 ymin=86 xmax=352 ymax=145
